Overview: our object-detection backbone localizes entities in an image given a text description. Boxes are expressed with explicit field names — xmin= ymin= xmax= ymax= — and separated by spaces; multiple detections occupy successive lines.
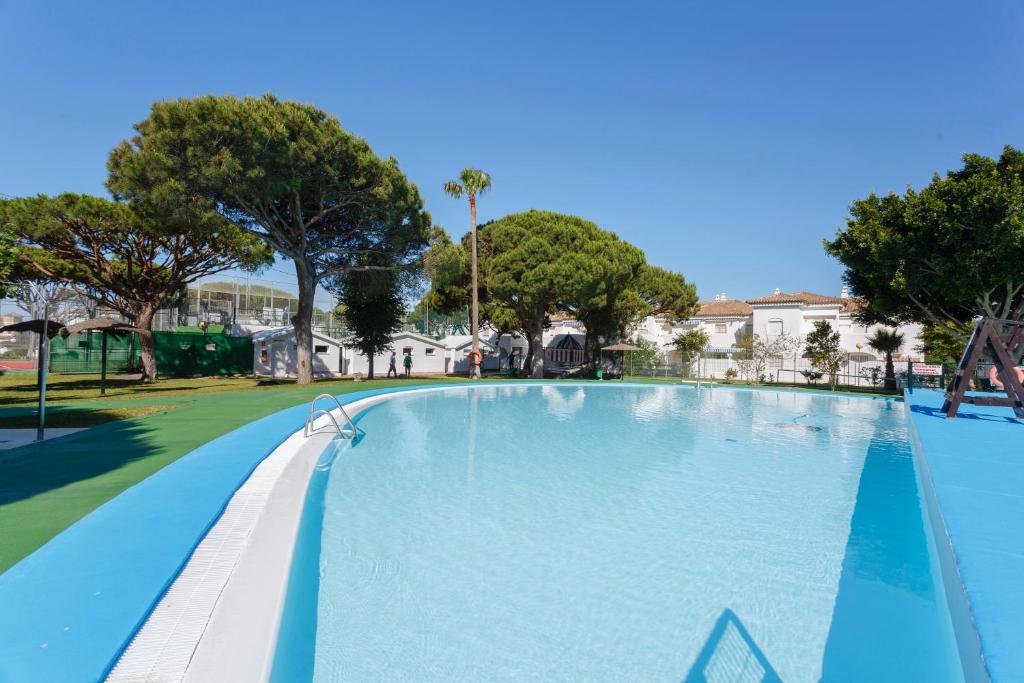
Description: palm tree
xmin=443 ymin=168 xmax=492 ymax=379
xmin=867 ymin=328 xmax=904 ymax=389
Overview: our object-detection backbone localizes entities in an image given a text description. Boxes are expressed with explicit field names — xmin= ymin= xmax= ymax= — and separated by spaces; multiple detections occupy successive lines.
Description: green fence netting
xmin=154 ymin=332 xmax=253 ymax=377
xmin=49 ymin=331 xmax=139 ymax=374
xmin=50 ymin=331 xmax=253 ymax=377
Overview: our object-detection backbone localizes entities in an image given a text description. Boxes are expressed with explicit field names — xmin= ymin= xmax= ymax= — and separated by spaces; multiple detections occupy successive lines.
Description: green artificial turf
xmin=0 ymin=376 xmax=471 ymax=573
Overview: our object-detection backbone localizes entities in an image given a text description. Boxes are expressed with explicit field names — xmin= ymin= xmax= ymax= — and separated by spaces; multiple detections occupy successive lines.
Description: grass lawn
xmin=0 ymin=373 xmax=476 ymax=573
xmin=0 ymin=404 xmax=179 ymax=428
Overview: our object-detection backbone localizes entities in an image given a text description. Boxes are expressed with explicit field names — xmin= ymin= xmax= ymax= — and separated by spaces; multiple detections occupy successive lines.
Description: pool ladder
xmin=305 ymin=393 xmax=359 ymax=439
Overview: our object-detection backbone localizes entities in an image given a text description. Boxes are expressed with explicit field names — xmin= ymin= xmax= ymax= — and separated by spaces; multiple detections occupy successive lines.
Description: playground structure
xmin=941 ymin=317 xmax=1024 ymax=419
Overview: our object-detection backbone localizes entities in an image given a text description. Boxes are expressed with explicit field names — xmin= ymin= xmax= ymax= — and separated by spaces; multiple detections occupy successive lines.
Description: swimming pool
xmin=272 ymin=384 xmax=966 ymax=682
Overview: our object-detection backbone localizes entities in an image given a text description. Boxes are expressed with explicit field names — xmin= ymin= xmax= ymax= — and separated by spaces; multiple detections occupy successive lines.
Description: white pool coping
xmin=105 ymin=386 xmax=456 ymax=683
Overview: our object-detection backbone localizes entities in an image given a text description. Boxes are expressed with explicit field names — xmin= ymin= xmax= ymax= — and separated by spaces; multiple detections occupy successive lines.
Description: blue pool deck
xmin=905 ymin=388 xmax=1024 ymax=682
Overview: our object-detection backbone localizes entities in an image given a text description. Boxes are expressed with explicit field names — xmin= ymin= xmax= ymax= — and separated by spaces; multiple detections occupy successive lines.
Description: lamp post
xmin=36 ymin=300 xmax=50 ymax=442
xmin=855 ymin=342 xmax=864 ymax=386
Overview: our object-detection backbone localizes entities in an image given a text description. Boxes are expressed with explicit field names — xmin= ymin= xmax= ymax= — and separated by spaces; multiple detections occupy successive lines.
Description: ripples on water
xmin=284 ymin=385 xmax=962 ymax=683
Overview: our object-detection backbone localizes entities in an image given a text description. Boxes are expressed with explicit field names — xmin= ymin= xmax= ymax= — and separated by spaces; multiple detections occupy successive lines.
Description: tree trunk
xmin=469 ymin=195 xmax=481 ymax=379
xmin=523 ymin=333 xmax=533 ymax=375
xmin=530 ymin=320 xmax=545 ymax=378
xmin=884 ymin=353 xmax=896 ymax=390
xmin=367 ymin=355 xmax=375 ymax=380
xmin=293 ymin=259 xmax=316 ymax=385
xmin=135 ymin=304 xmax=158 ymax=383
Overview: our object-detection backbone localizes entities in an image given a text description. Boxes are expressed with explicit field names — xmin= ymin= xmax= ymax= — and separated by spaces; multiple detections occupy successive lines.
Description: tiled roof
xmin=746 ymin=291 xmax=846 ymax=306
xmin=693 ymin=300 xmax=753 ymax=317
xmin=840 ymin=298 xmax=865 ymax=313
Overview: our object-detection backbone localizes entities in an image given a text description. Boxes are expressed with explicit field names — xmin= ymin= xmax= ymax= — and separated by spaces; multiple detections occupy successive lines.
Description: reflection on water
xmin=273 ymin=385 xmax=962 ymax=683
xmin=541 ymin=384 xmax=586 ymax=419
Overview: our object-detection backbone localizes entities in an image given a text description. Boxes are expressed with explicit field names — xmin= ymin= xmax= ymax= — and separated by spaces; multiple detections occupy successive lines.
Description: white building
xmin=347 ymin=331 xmax=448 ymax=376
xmin=439 ymin=334 xmax=503 ymax=373
xmin=252 ymin=327 xmax=345 ymax=378
xmin=745 ymin=288 xmax=923 ymax=361
xmin=623 ymin=288 xmax=923 ymax=381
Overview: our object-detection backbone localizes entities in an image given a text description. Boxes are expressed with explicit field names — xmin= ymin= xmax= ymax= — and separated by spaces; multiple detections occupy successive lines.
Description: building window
xmin=767 ymin=319 xmax=783 ymax=335
xmin=425 ymin=348 xmax=436 ymax=356
xmin=314 ymin=345 xmax=328 ymax=354
xmin=715 ymin=323 xmax=727 ymax=334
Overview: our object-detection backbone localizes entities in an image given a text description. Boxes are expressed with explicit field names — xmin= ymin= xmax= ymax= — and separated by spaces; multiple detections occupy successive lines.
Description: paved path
xmin=0 ymin=428 xmax=87 ymax=450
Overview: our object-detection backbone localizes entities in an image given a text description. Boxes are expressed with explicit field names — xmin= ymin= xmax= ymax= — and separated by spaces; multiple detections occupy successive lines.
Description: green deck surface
xmin=0 ymin=377 xmax=470 ymax=573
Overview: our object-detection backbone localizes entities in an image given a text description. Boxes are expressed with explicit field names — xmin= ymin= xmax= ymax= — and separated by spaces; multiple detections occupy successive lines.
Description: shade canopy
xmin=61 ymin=318 xmax=145 ymax=337
xmin=0 ymin=319 xmax=67 ymax=338
xmin=601 ymin=343 xmax=642 ymax=352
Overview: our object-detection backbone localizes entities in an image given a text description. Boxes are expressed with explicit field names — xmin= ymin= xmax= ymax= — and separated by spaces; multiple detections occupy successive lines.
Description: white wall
xmin=751 ymin=305 xmax=806 ymax=340
xmin=252 ymin=334 xmax=343 ymax=377
xmin=348 ymin=333 xmax=447 ymax=376
xmin=688 ymin=318 xmax=751 ymax=348
xmin=752 ymin=303 xmax=923 ymax=360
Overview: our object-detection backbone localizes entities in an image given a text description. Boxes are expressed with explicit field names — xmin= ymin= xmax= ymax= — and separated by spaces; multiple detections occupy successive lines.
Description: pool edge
xmin=902 ymin=399 xmax=990 ymax=683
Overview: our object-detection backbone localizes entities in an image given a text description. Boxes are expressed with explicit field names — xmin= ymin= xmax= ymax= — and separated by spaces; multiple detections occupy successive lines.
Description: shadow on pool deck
xmin=0 ymin=420 xmax=157 ymax=507
xmin=910 ymin=402 xmax=1023 ymax=425
xmin=683 ymin=609 xmax=781 ymax=683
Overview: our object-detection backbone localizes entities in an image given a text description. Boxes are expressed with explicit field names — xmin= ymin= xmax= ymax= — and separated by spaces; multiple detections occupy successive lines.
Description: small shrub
xmin=800 ymin=369 xmax=823 ymax=385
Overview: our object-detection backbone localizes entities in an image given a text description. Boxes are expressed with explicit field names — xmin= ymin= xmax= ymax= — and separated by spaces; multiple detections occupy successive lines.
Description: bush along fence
xmin=49 ymin=331 xmax=253 ymax=377
xmin=627 ymin=356 xmax=1010 ymax=393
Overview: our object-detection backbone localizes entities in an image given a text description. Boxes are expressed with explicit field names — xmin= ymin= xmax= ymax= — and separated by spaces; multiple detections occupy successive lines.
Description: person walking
xmin=403 ymin=351 xmax=413 ymax=378
xmin=387 ymin=351 xmax=398 ymax=378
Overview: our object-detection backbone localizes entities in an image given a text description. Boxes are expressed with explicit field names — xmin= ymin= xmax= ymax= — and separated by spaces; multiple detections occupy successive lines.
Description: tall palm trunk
xmin=469 ymin=195 xmax=480 ymax=379
xmin=884 ymin=352 xmax=896 ymax=389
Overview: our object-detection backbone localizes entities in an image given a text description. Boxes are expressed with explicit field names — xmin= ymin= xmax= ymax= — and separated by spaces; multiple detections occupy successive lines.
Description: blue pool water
xmin=273 ymin=384 xmax=965 ymax=682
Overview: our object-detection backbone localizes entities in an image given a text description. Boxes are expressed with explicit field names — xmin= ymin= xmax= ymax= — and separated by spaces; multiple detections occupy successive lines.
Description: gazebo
xmin=601 ymin=342 xmax=642 ymax=380
xmin=60 ymin=319 xmax=146 ymax=395
xmin=0 ymin=318 xmax=66 ymax=441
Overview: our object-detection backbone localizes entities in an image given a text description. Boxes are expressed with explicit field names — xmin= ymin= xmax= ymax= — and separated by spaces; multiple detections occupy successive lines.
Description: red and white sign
xmin=912 ymin=363 xmax=943 ymax=376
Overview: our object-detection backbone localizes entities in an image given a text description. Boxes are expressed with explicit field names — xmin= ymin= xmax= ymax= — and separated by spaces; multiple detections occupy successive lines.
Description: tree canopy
xmin=805 ymin=320 xmax=843 ymax=391
xmin=331 ymin=267 xmax=407 ymax=380
xmin=107 ymin=94 xmax=431 ymax=383
xmin=672 ymin=328 xmax=709 ymax=359
xmin=0 ymin=223 xmax=15 ymax=297
xmin=824 ymin=146 xmax=1024 ymax=338
xmin=866 ymin=327 xmax=904 ymax=389
xmin=427 ymin=209 xmax=697 ymax=377
xmin=0 ymin=193 xmax=268 ymax=379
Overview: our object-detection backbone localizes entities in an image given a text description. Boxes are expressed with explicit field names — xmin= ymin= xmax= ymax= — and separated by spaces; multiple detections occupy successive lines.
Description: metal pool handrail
xmin=305 ymin=393 xmax=358 ymax=439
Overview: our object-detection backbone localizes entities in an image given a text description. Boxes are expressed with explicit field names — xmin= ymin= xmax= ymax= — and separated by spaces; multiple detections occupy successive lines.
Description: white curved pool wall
xmin=106 ymin=385 xmax=464 ymax=683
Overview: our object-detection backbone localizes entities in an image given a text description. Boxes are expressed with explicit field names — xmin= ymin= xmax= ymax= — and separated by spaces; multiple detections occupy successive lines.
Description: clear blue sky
xmin=1 ymin=0 xmax=1021 ymax=301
